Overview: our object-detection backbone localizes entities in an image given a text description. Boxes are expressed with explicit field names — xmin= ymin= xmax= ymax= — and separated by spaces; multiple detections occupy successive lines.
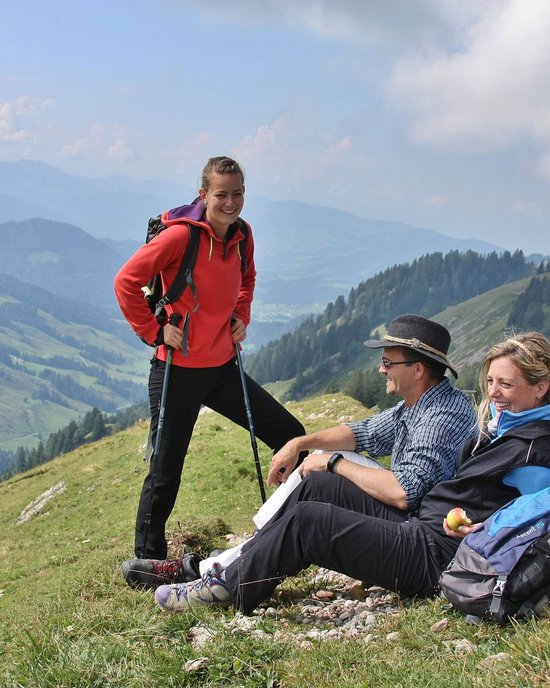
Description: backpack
xmin=438 ymin=488 xmax=550 ymax=624
xmin=142 ymin=200 xmax=249 ymax=327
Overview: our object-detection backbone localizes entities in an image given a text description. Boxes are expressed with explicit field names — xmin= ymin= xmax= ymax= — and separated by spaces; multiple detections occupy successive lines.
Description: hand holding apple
xmin=446 ymin=507 xmax=472 ymax=532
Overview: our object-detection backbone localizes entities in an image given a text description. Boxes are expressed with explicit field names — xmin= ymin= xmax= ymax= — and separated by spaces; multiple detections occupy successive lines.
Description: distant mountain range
xmin=0 ymin=160 xmax=190 ymax=242
xmin=1 ymin=160 xmax=547 ymax=451
xmin=0 ymin=160 xmax=512 ymax=326
xmin=0 ymin=218 xmax=125 ymax=310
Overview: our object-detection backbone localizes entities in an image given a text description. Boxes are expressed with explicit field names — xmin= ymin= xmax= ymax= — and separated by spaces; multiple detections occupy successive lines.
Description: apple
xmin=446 ymin=507 xmax=472 ymax=532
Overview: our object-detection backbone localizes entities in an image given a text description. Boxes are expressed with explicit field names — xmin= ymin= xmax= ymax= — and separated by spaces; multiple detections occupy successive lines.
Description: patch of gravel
xmin=187 ymin=566 xmax=403 ymax=650
xmin=169 ymin=533 xmax=408 ymax=654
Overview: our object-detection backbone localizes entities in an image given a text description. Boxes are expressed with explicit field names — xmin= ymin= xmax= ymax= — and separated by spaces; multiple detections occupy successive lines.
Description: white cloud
xmin=58 ymin=124 xmax=105 ymax=159
xmin=534 ymin=151 xmax=550 ymax=182
xmin=59 ymin=138 xmax=92 ymax=157
xmin=58 ymin=124 xmax=135 ymax=164
xmin=388 ymin=0 xmax=550 ymax=161
xmin=0 ymin=96 xmax=55 ymax=142
xmin=153 ymin=133 xmax=216 ymax=182
xmin=176 ymin=0 xmax=477 ymax=47
xmin=425 ymin=196 xmax=448 ymax=206
xmin=108 ymin=138 xmax=135 ymax=162
xmin=513 ymin=199 xmax=542 ymax=216
xmin=181 ymin=132 xmax=215 ymax=157
xmin=232 ymin=115 xmax=362 ymax=197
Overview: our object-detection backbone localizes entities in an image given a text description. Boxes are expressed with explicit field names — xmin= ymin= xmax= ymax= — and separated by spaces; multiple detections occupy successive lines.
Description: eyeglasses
xmin=380 ymin=358 xmax=420 ymax=369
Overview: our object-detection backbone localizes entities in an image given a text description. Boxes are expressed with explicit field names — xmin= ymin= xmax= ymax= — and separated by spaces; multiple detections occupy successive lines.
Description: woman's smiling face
xmin=200 ymin=172 xmax=244 ymax=236
xmin=487 ymin=355 xmax=549 ymax=415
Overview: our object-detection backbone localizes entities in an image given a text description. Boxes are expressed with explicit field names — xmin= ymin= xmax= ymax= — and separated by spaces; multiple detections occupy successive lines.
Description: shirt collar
xmin=491 ymin=403 xmax=550 ymax=439
xmin=401 ymin=377 xmax=451 ymax=422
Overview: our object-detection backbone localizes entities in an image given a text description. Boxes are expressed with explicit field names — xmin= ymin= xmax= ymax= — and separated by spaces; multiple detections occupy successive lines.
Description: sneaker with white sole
xmin=122 ymin=552 xmax=201 ymax=590
xmin=155 ymin=563 xmax=232 ymax=611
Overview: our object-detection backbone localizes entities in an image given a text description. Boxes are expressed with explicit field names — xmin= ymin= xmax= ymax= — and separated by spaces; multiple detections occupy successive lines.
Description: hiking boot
xmin=122 ymin=552 xmax=202 ymax=590
xmin=155 ymin=563 xmax=232 ymax=611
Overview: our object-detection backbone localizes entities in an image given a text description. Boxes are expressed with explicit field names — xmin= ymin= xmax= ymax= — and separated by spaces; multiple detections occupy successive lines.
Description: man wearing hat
xmin=150 ymin=314 xmax=478 ymax=613
xmin=267 ymin=314 xmax=476 ymax=513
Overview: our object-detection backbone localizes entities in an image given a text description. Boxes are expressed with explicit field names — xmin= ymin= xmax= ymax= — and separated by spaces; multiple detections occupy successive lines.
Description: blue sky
xmin=2 ymin=0 xmax=550 ymax=254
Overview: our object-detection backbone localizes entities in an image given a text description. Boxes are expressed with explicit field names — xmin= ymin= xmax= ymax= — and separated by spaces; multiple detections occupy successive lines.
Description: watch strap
xmin=327 ymin=452 xmax=344 ymax=473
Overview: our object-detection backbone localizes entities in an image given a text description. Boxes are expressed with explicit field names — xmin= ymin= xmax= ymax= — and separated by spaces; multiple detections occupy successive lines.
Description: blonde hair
xmin=477 ymin=331 xmax=550 ymax=435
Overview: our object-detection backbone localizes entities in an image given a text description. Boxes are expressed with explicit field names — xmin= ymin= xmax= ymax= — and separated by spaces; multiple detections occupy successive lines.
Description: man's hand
xmin=299 ymin=453 xmax=332 ymax=478
xmin=268 ymin=441 xmax=301 ymax=486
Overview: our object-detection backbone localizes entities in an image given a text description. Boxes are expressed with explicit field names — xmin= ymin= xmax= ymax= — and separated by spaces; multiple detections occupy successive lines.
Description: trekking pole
xmin=141 ymin=312 xmax=182 ymax=557
xmin=233 ymin=328 xmax=267 ymax=504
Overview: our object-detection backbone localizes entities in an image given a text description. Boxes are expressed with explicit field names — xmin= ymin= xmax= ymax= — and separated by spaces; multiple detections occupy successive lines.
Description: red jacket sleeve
xmin=113 ymin=225 xmax=190 ymax=345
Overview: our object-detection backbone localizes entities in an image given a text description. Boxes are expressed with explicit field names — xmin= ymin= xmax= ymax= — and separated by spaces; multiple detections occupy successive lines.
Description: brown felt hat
xmin=364 ymin=314 xmax=458 ymax=378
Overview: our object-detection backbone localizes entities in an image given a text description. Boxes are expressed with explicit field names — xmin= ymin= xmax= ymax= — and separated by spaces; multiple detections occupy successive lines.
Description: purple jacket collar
xmin=166 ymin=197 xmax=205 ymax=222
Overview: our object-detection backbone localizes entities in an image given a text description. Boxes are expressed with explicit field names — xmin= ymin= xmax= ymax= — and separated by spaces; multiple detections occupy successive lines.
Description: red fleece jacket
xmin=114 ymin=214 xmax=256 ymax=368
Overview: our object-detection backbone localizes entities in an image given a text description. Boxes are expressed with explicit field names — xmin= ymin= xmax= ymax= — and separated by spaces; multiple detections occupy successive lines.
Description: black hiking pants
xmin=135 ymin=356 xmax=306 ymax=558
xmin=224 ymin=472 xmax=443 ymax=614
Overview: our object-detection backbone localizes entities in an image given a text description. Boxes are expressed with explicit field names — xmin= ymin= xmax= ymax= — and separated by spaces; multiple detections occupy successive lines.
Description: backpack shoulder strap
xmin=158 ymin=217 xmax=248 ymax=318
xmin=156 ymin=223 xmax=200 ymax=313
xmin=236 ymin=218 xmax=249 ymax=273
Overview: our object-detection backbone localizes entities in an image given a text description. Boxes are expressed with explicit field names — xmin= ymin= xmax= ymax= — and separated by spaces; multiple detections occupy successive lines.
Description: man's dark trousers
xmin=224 ymin=472 xmax=441 ymax=614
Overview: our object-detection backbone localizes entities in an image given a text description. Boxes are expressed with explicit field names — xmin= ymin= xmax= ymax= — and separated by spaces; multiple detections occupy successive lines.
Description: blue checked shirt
xmin=347 ymin=378 xmax=477 ymax=512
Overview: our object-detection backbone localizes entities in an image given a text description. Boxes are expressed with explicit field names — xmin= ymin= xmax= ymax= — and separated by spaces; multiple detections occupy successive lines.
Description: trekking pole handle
xmin=156 ymin=314 xmax=182 ymax=446
xmin=169 ymin=313 xmax=183 ymax=327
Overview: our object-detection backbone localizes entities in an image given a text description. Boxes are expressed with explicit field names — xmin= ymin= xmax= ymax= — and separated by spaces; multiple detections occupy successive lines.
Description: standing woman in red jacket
xmin=114 ymin=156 xmax=305 ymax=582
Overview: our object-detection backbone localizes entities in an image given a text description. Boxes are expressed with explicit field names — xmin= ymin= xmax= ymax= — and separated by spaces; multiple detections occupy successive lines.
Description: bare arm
xmin=300 ymin=453 xmax=408 ymax=510
xmin=267 ymin=425 xmax=356 ymax=486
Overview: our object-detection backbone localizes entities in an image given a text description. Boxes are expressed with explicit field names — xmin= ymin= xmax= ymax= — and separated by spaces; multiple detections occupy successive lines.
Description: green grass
xmin=437 ymin=275 xmax=539 ymax=369
xmin=1 ymin=393 xmax=549 ymax=687
xmin=0 ymin=306 xmax=149 ymax=450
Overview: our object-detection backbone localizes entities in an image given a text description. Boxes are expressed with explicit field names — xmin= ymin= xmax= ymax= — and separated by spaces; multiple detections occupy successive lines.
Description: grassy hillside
xmin=1 ymin=394 xmax=548 ymax=687
xmin=0 ymin=279 xmax=149 ymax=451
xmin=438 ymin=276 xmax=536 ymax=370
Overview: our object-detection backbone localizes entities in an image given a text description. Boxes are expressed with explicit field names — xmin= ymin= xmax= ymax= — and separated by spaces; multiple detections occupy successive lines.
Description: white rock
xmin=430 ymin=618 xmax=450 ymax=633
xmin=479 ymin=652 xmax=510 ymax=667
xmin=185 ymin=657 xmax=208 ymax=672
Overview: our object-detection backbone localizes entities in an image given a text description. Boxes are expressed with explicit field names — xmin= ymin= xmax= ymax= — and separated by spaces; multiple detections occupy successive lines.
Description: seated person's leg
xmin=225 ymin=500 xmax=436 ymax=614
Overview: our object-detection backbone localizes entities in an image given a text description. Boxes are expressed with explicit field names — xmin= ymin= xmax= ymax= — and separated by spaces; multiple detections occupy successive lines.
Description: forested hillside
xmin=507 ymin=271 xmax=550 ymax=332
xmin=0 ymin=402 xmax=148 ymax=479
xmin=244 ymin=250 xmax=535 ymax=398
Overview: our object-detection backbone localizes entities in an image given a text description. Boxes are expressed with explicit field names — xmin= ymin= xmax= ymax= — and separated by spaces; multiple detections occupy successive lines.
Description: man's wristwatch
xmin=327 ymin=452 xmax=344 ymax=473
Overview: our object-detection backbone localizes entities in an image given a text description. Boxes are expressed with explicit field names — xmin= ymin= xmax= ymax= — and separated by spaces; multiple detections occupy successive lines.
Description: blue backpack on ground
xmin=439 ymin=488 xmax=550 ymax=624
